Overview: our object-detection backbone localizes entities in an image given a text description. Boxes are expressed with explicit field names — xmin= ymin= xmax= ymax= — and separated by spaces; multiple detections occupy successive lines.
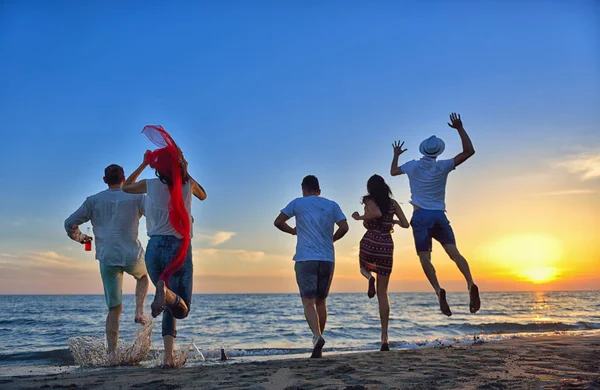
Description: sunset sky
xmin=1 ymin=1 xmax=598 ymax=295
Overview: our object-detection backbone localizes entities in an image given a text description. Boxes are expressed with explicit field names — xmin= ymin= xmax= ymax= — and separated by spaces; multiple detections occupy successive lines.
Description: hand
xmin=392 ymin=141 xmax=407 ymax=156
xmin=352 ymin=212 xmax=361 ymax=220
xmin=80 ymin=234 xmax=92 ymax=244
xmin=143 ymin=150 xmax=151 ymax=164
xmin=291 ymin=227 xmax=297 ymax=236
xmin=447 ymin=113 xmax=463 ymax=130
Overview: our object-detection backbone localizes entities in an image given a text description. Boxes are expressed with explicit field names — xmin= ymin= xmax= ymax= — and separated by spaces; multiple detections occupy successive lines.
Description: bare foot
xmin=162 ymin=352 xmax=175 ymax=369
xmin=151 ymin=281 xmax=166 ymax=318
xmin=469 ymin=284 xmax=481 ymax=313
xmin=438 ymin=288 xmax=452 ymax=317
xmin=367 ymin=276 xmax=376 ymax=299
xmin=134 ymin=315 xmax=146 ymax=325
xmin=310 ymin=335 xmax=325 ymax=358
xmin=107 ymin=351 xmax=118 ymax=366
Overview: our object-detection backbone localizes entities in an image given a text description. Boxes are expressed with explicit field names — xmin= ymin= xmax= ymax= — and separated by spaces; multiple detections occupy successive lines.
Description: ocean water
xmin=1 ymin=291 xmax=599 ymax=375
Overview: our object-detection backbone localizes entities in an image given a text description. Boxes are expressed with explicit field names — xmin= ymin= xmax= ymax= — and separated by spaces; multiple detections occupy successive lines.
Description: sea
xmin=1 ymin=291 xmax=599 ymax=376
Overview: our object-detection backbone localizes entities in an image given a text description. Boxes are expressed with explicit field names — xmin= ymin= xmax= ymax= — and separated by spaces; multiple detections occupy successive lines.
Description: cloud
xmin=0 ymin=251 xmax=96 ymax=272
xmin=532 ymin=189 xmax=597 ymax=197
xmin=196 ymin=231 xmax=236 ymax=247
xmin=554 ymin=151 xmax=600 ymax=180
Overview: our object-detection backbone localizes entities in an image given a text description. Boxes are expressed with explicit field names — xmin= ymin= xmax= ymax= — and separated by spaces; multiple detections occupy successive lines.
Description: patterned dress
xmin=359 ymin=203 xmax=395 ymax=275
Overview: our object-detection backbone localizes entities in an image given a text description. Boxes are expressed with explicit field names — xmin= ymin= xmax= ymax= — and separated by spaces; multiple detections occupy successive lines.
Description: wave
xmin=447 ymin=321 xmax=600 ymax=334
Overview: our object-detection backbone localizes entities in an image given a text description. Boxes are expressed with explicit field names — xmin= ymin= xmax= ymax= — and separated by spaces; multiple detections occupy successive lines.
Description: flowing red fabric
xmin=142 ymin=125 xmax=190 ymax=287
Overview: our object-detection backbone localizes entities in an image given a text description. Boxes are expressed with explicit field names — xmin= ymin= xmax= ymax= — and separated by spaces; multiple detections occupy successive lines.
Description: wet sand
xmin=2 ymin=333 xmax=599 ymax=389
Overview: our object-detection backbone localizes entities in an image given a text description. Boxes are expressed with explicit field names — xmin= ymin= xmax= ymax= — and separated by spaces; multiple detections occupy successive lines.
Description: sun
xmin=484 ymin=234 xmax=563 ymax=284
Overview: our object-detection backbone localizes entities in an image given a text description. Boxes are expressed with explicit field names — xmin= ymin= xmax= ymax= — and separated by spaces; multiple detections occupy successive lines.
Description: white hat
xmin=419 ymin=135 xmax=445 ymax=157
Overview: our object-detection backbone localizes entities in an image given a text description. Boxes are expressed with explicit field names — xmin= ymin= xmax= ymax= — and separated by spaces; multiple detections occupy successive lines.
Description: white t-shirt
xmin=281 ymin=196 xmax=346 ymax=262
xmin=145 ymin=178 xmax=194 ymax=238
xmin=400 ymin=157 xmax=455 ymax=211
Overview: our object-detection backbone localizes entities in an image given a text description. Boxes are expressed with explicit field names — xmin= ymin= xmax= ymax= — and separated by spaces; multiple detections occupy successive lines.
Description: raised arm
xmin=122 ymin=151 xmax=149 ymax=194
xmin=188 ymin=175 xmax=207 ymax=201
xmin=448 ymin=113 xmax=475 ymax=167
xmin=392 ymin=200 xmax=410 ymax=228
xmin=390 ymin=140 xmax=407 ymax=176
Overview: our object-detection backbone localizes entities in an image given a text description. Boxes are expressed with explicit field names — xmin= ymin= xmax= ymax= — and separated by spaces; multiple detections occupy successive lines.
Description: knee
xmin=109 ymin=304 xmax=123 ymax=315
xmin=302 ymin=298 xmax=316 ymax=308
xmin=315 ymin=299 xmax=326 ymax=308
xmin=444 ymin=246 xmax=462 ymax=261
xmin=418 ymin=252 xmax=432 ymax=265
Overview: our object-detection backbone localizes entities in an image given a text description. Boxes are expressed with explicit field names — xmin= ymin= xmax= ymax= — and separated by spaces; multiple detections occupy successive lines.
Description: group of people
xmin=65 ymin=113 xmax=480 ymax=365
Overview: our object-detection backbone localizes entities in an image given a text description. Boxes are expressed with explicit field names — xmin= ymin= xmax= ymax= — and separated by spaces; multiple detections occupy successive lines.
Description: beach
xmin=2 ymin=333 xmax=598 ymax=389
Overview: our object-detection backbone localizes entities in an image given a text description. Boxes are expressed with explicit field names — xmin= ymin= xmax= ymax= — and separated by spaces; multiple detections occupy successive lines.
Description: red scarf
xmin=142 ymin=125 xmax=191 ymax=286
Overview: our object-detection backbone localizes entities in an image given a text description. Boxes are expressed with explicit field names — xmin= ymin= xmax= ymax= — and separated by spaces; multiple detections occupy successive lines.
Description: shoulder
xmin=438 ymin=159 xmax=456 ymax=170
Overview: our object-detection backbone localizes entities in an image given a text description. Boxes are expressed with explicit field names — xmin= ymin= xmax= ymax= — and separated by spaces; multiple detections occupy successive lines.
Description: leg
xmin=99 ymin=263 xmax=125 ymax=359
xmin=106 ymin=304 xmax=122 ymax=355
xmin=134 ymin=275 xmax=149 ymax=322
xmin=418 ymin=251 xmax=441 ymax=295
xmin=163 ymin=334 xmax=175 ymax=367
xmin=315 ymin=298 xmax=327 ymax=334
xmin=360 ymin=266 xmax=376 ymax=299
xmin=375 ymin=274 xmax=391 ymax=345
xmin=442 ymin=244 xmax=474 ymax=289
xmin=301 ymin=297 xmax=321 ymax=337
xmin=419 ymin=251 xmax=452 ymax=316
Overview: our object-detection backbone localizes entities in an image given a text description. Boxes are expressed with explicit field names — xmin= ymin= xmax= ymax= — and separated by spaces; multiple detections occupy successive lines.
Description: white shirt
xmin=281 ymin=196 xmax=346 ymax=262
xmin=64 ymin=189 xmax=145 ymax=267
xmin=400 ymin=157 xmax=456 ymax=211
xmin=145 ymin=178 xmax=194 ymax=238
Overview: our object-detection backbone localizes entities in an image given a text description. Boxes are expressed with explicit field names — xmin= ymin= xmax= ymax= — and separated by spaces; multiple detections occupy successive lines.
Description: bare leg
xmin=360 ymin=267 xmax=376 ymax=298
xmin=163 ymin=334 xmax=175 ymax=367
xmin=442 ymin=244 xmax=474 ymax=289
xmin=443 ymin=244 xmax=480 ymax=313
xmin=152 ymin=280 xmax=189 ymax=319
xmin=301 ymin=297 xmax=321 ymax=337
xmin=106 ymin=304 xmax=122 ymax=363
xmin=418 ymin=251 xmax=441 ymax=295
xmin=134 ymin=275 xmax=149 ymax=323
xmin=315 ymin=298 xmax=327 ymax=334
xmin=376 ymin=274 xmax=391 ymax=345
xmin=418 ymin=251 xmax=451 ymax=316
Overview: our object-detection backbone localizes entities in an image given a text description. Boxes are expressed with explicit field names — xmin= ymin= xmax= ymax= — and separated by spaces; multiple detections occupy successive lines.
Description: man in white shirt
xmin=390 ymin=113 xmax=480 ymax=317
xmin=274 ymin=175 xmax=349 ymax=358
xmin=64 ymin=164 xmax=149 ymax=362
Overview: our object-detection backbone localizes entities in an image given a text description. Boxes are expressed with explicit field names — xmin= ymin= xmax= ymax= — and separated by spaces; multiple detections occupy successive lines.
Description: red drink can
xmin=84 ymin=239 xmax=92 ymax=251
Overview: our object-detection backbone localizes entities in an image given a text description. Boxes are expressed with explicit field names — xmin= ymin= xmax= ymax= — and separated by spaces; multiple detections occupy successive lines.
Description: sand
xmin=2 ymin=333 xmax=599 ymax=389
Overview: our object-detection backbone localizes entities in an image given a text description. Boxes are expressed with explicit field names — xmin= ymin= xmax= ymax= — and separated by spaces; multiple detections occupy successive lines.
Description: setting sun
xmin=483 ymin=234 xmax=563 ymax=284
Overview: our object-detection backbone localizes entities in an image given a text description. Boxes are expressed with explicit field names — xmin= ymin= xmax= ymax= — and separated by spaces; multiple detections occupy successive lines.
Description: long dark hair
xmin=155 ymin=162 xmax=190 ymax=187
xmin=362 ymin=174 xmax=393 ymax=217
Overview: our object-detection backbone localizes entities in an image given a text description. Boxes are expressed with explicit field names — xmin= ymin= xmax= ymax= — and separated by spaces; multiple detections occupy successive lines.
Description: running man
xmin=390 ymin=113 xmax=480 ymax=316
xmin=274 ymin=175 xmax=349 ymax=358
xmin=65 ymin=164 xmax=149 ymax=363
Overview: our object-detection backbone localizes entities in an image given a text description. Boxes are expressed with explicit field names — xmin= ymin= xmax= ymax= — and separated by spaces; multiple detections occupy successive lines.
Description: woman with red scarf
xmin=123 ymin=126 xmax=206 ymax=367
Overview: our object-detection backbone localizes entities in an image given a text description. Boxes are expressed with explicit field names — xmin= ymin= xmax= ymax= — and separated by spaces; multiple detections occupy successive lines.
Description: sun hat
xmin=419 ymin=135 xmax=445 ymax=157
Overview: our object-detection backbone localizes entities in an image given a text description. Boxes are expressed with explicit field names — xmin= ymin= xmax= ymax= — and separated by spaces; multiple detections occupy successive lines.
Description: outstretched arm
xmin=390 ymin=140 xmax=407 ymax=176
xmin=352 ymin=199 xmax=382 ymax=221
xmin=448 ymin=113 xmax=475 ymax=167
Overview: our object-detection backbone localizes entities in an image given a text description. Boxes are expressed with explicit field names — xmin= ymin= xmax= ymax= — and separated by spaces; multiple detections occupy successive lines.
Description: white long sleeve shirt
xmin=64 ymin=188 xmax=145 ymax=267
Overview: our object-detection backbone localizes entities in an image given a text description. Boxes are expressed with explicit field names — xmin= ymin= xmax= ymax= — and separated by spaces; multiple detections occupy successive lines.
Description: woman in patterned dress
xmin=352 ymin=174 xmax=409 ymax=351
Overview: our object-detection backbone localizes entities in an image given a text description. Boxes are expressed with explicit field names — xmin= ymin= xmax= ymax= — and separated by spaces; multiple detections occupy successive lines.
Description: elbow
xmin=401 ymin=222 xmax=410 ymax=229
xmin=121 ymin=185 xmax=132 ymax=193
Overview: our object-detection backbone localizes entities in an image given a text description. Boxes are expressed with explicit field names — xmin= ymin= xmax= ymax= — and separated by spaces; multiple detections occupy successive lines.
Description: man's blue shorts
xmin=410 ymin=209 xmax=456 ymax=252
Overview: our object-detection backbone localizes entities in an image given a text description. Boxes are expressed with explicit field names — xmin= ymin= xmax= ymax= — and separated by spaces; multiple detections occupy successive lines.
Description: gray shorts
xmin=294 ymin=261 xmax=335 ymax=300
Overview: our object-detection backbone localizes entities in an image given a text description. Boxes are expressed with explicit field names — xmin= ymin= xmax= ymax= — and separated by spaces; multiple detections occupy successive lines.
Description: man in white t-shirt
xmin=390 ymin=113 xmax=480 ymax=317
xmin=274 ymin=175 xmax=349 ymax=358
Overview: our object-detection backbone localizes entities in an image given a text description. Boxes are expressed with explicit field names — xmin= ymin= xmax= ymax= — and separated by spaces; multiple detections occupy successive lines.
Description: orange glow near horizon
xmin=483 ymin=234 xmax=563 ymax=285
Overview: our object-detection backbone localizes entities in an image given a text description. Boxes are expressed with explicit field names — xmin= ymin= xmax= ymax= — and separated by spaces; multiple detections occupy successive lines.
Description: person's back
xmin=274 ymin=175 xmax=349 ymax=359
xmin=144 ymin=178 xmax=193 ymax=239
xmin=289 ymin=196 xmax=342 ymax=261
xmin=400 ymin=157 xmax=455 ymax=211
xmin=85 ymin=189 xmax=145 ymax=266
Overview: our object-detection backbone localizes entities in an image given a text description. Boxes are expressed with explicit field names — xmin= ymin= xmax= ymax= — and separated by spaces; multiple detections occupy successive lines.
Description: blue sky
xmin=1 ymin=1 xmax=598 ymax=293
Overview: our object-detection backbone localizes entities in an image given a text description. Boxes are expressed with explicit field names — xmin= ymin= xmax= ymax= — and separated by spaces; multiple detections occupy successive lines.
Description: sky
xmin=0 ymin=1 xmax=598 ymax=295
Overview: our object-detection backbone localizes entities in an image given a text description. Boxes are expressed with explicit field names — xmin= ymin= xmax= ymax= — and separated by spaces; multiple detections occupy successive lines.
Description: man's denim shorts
xmin=410 ymin=209 xmax=456 ymax=252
